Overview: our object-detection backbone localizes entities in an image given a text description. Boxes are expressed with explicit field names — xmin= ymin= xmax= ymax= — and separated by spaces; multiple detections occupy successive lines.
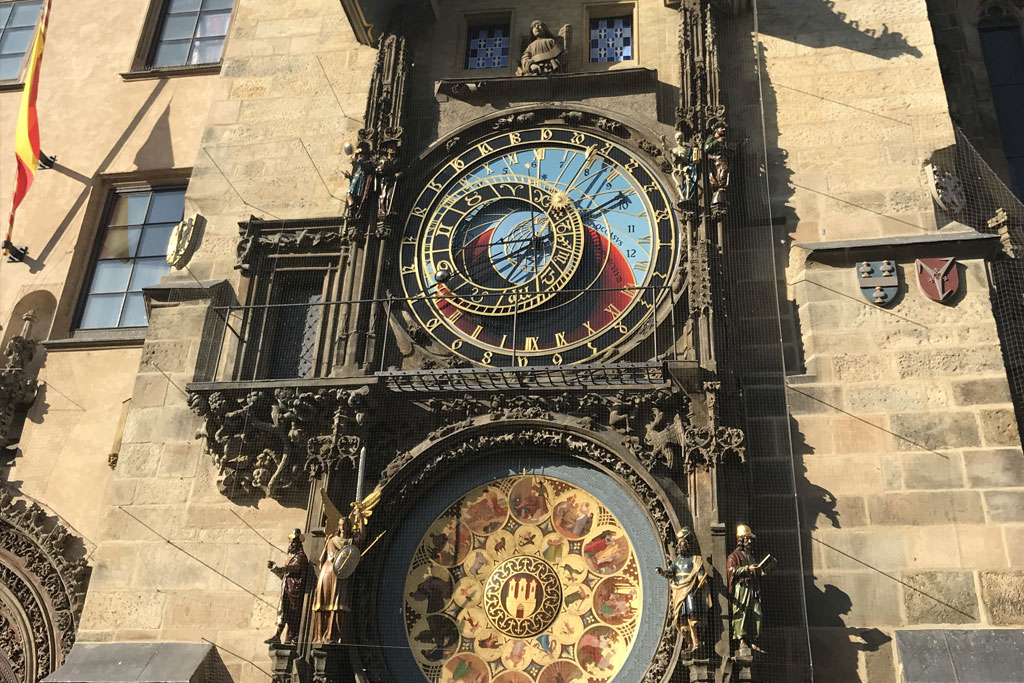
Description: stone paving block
xmin=980 ymin=571 xmax=1024 ymax=625
xmin=867 ymin=490 xmax=985 ymax=526
xmin=952 ymin=378 xmax=1012 ymax=406
xmin=963 ymin=448 xmax=1024 ymax=488
xmin=979 ymin=409 xmax=1021 ymax=447
xmin=888 ymin=412 xmax=980 ymax=451
xmin=900 ymin=451 xmax=965 ymax=490
xmin=984 ymin=491 xmax=1024 ymax=523
xmin=902 ymin=571 xmax=978 ymax=624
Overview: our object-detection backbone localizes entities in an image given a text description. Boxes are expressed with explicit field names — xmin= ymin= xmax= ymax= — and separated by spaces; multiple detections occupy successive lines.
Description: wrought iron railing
xmin=193 ymin=284 xmax=691 ymax=390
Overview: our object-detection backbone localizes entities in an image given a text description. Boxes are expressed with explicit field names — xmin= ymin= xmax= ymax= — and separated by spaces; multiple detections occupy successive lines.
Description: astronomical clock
xmin=398 ymin=126 xmax=678 ymax=367
xmin=223 ymin=3 xmax=781 ymax=683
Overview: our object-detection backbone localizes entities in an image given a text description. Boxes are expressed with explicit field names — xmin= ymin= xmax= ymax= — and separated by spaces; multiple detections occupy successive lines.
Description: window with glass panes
xmin=151 ymin=0 xmax=232 ymax=68
xmin=466 ymin=24 xmax=510 ymax=70
xmin=589 ymin=15 xmax=632 ymax=63
xmin=0 ymin=1 xmax=42 ymax=80
xmin=78 ymin=189 xmax=185 ymax=329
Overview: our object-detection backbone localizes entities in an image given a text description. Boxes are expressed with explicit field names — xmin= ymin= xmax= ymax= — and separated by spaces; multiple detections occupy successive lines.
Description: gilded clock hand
xmin=578 ymin=191 xmax=632 ymax=220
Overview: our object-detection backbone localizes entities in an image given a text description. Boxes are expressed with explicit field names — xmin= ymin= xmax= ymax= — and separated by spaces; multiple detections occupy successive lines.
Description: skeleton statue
xmin=375 ymin=140 xmax=401 ymax=219
xmin=669 ymin=132 xmax=700 ymax=203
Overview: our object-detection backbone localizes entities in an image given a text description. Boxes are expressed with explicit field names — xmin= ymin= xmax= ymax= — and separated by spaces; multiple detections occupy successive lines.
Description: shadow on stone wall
xmin=757 ymin=0 xmax=922 ymax=59
xmin=718 ymin=0 xmax=927 ymax=680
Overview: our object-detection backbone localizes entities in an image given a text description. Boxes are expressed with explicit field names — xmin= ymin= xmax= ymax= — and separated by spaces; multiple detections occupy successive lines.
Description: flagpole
xmin=5 ymin=0 xmax=52 ymax=261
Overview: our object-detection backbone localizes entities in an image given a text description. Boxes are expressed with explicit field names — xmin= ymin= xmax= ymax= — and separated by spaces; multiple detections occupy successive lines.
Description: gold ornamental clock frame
xmin=389 ymin=107 xmax=687 ymax=371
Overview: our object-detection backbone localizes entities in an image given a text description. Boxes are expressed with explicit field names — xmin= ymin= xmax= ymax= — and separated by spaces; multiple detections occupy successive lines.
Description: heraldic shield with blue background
xmin=857 ymin=260 xmax=899 ymax=306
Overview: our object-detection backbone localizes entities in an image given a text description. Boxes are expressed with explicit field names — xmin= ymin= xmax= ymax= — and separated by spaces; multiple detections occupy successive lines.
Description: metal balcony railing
xmin=194 ymin=284 xmax=690 ymax=391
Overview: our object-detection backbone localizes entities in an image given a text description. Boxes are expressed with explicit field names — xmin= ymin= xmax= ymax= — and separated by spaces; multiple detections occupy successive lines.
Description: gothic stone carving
xmin=0 ymin=487 xmax=90 ymax=681
xmin=0 ymin=313 xmax=39 ymax=448
xmin=188 ymin=384 xmax=744 ymax=503
xmin=187 ymin=386 xmax=375 ymax=502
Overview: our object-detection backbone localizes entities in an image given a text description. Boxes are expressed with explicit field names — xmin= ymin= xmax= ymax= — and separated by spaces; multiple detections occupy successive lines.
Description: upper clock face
xmin=400 ymin=126 xmax=677 ymax=367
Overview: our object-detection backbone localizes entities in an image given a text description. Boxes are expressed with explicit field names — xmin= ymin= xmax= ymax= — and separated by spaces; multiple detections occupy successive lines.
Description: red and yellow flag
xmin=5 ymin=0 xmax=52 ymax=254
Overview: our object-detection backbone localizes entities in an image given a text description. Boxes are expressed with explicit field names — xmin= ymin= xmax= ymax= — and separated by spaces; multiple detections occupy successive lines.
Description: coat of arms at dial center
xmin=484 ymin=556 xmax=562 ymax=637
xmin=404 ymin=475 xmax=644 ymax=682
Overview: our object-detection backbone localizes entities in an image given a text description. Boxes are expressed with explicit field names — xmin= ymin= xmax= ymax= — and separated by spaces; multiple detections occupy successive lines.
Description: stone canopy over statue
xmin=517 ymin=20 xmax=571 ymax=76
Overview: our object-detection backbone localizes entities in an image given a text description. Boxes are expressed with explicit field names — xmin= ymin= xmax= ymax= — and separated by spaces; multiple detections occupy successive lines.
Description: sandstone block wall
xmin=0 ymin=0 xmax=219 ymax=543
xmin=77 ymin=1 xmax=373 ymax=680
xmin=759 ymin=0 xmax=1024 ymax=680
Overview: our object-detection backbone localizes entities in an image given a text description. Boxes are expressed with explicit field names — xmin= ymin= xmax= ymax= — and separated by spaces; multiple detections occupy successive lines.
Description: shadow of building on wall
xmin=715 ymin=0 xmax=924 ymax=679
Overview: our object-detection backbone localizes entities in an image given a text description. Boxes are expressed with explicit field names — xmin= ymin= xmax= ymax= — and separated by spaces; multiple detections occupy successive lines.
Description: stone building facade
xmin=0 ymin=1 xmax=1022 ymax=682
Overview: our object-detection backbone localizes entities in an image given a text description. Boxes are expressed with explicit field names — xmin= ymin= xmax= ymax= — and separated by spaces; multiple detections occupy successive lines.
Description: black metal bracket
xmin=3 ymin=240 xmax=28 ymax=263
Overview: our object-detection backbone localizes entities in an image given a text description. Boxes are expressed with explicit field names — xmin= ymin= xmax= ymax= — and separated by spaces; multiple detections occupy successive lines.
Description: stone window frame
xmin=46 ymin=169 xmax=192 ymax=350
xmin=456 ymin=9 xmax=516 ymax=77
xmin=0 ymin=0 xmax=43 ymax=93
xmin=580 ymin=1 xmax=638 ymax=72
xmin=120 ymin=0 xmax=239 ymax=81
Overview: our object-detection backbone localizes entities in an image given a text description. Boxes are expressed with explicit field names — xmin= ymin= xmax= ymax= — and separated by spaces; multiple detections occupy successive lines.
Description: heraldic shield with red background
xmin=915 ymin=257 xmax=960 ymax=303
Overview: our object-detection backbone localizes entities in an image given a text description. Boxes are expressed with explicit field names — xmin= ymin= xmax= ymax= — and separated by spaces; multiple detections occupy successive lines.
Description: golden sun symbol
xmin=548 ymin=190 xmax=570 ymax=213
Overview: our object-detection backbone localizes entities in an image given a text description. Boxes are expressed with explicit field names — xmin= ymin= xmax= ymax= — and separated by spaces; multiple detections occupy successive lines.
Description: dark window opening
xmin=979 ymin=10 xmax=1024 ymax=199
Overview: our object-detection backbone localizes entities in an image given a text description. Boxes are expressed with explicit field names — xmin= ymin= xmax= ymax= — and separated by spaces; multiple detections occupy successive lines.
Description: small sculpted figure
xmin=656 ymin=527 xmax=710 ymax=652
xmin=517 ymin=21 xmax=564 ymax=76
xmin=266 ymin=528 xmax=308 ymax=645
xmin=345 ymin=143 xmax=376 ymax=219
xmin=727 ymin=524 xmax=776 ymax=654
xmin=311 ymin=516 xmax=358 ymax=643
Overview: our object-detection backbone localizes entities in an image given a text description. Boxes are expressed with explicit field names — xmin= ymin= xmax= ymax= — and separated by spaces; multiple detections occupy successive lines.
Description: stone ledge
xmin=436 ymin=68 xmax=659 ymax=104
xmin=794 ymin=230 xmax=1001 ymax=266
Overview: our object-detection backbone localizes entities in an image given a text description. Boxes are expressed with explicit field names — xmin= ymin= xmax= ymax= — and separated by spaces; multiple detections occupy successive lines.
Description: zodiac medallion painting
xmin=404 ymin=475 xmax=643 ymax=682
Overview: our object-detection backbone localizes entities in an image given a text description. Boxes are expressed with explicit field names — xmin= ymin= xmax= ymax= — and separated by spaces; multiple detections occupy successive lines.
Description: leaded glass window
xmin=590 ymin=15 xmax=632 ymax=63
xmin=79 ymin=189 xmax=184 ymax=329
xmin=466 ymin=24 xmax=510 ymax=70
xmin=0 ymin=1 xmax=42 ymax=80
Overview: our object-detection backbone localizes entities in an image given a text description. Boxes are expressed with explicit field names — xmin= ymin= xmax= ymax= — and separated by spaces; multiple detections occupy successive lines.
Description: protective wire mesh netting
xmin=173 ymin=5 xmax=846 ymax=682
xmin=951 ymin=126 xmax=1024 ymax=438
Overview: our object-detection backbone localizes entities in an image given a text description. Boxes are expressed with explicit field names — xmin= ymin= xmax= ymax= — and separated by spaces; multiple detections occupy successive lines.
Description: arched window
xmin=978 ymin=7 xmax=1024 ymax=198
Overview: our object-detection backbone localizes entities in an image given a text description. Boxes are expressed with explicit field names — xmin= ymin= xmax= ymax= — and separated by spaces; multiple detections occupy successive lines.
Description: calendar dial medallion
xmin=400 ymin=126 xmax=678 ymax=367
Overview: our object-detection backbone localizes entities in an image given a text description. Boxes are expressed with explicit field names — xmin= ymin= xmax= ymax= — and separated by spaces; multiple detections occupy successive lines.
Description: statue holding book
xmin=727 ymin=524 xmax=776 ymax=655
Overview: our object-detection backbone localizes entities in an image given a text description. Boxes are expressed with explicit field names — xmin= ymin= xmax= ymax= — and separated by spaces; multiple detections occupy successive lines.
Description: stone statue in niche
xmin=669 ymin=132 xmax=700 ymax=204
xmin=704 ymin=118 xmax=745 ymax=207
xmin=727 ymin=524 xmax=776 ymax=657
xmin=656 ymin=527 xmax=710 ymax=653
xmin=345 ymin=141 xmax=377 ymax=220
xmin=265 ymin=528 xmax=309 ymax=645
xmin=517 ymin=20 xmax=570 ymax=76
xmin=375 ymin=140 xmax=401 ymax=219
